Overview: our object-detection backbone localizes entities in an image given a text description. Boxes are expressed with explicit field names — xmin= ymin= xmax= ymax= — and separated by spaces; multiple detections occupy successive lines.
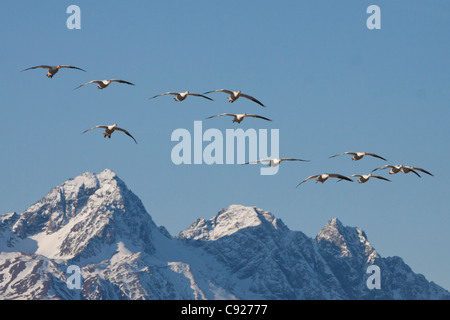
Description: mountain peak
xmin=179 ymin=204 xmax=288 ymax=241
xmin=317 ymin=218 xmax=351 ymax=257
xmin=96 ymin=168 xmax=119 ymax=182
xmin=7 ymin=169 xmax=158 ymax=261
xmin=59 ymin=169 xmax=119 ymax=196
xmin=317 ymin=218 xmax=379 ymax=263
xmin=98 ymin=168 xmax=116 ymax=177
xmin=322 ymin=218 xmax=345 ymax=232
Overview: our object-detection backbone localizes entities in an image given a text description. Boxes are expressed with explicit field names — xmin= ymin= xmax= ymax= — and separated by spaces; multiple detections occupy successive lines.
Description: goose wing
xmin=412 ymin=167 xmax=433 ymax=176
xmin=372 ymin=165 xmax=392 ymax=172
xmin=242 ymin=159 xmax=271 ymax=165
xmin=59 ymin=65 xmax=86 ymax=72
xmin=239 ymin=93 xmax=265 ymax=107
xmin=329 ymin=152 xmax=356 ymax=159
xmin=245 ymin=114 xmax=272 ymax=121
xmin=187 ymin=93 xmax=214 ymax=101
xmin=21 ymin=65 xmax=52 ymax=72
xmin=82 ymin=125 xmax=108 ymax=134
xmin=296 ymin=175 xmax=320 ymax=187
xmin=149 ymin=92 xmax=178 ymax=99
xmin=329 ymin=174 xmax=353 ymax=182
xmin=74 ymin=80 xmax=102 ymax=90
xmin=410 ymin=169 xmax=421 ymax=177
xmin=337 ymin=174 xmax=361 ymax=182
xmin=280 ymin=158 xmax=310 ymax=162
xmin=110 ymin=79 xmax=135 ymax=86
xmin=203 ymin=89 xmax=234 ymax=95
xmin=115 ymin=127 xmax=138 ymax=144
xmin=372 ymin=175 xmax=391 ymax=182
xmin=206 ymin=113 xmax=236 ymax=119
xmin=366 ymin=153 xmax=387 ymax=161
xmin=402 ymin=166 xmax=421 ymax=177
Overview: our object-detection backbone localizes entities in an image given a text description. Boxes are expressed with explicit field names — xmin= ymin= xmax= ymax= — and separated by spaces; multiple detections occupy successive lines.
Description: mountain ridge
xmin=0 ymin=169 xmax=448 ymax=300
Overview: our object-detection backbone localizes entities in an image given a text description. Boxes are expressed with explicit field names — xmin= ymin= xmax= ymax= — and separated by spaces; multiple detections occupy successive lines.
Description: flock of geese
xmin=22 ymin=64 xmax=139 ymax=142
xmin=150 ymin=89 xmax=270 ymax=124
xmin=242 ymin=150 xmax=433 ymax=187
xmin=22 ymin=64 xmax=433 ymax=188
xmin=295 ymin=154 xmax=434 ymax=187
xmin=22 ymin=64 xmax=272 ymax=142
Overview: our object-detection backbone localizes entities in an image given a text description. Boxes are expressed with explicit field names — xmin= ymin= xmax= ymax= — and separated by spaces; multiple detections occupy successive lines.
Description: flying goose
xmin=75 ymin=79 xmax=134 ymax=90
xmin=243 ymin=158 xmax=310 ymax=167
xmin=348 ymin=174 xmax=391 ymax=183
xmin=82 ymin=124 xmax=137 ymax=144
xmin=329 ymin=152 xmax=387 ymax=161
xmin=206 ymin=113 xmax=272 ymax=123
xmin=296 ymin=174 xmax=353 ymax=187
xmin=22 ymin=65 xmax=86 ymax=78
xmin=372 ymin=165 xmax=421 ymax=177
xmin=203 ymin=89 xmax=265 ymax=107
xmin=150 ymin=91 xmax=213 ymax=102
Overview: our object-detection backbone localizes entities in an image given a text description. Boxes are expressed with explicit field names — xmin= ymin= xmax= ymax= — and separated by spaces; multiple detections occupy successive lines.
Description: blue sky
xmin=1 ymin=1 xmax=449 ymax=292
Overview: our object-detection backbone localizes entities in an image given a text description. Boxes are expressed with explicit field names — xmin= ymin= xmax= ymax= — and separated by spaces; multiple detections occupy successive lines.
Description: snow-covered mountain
xmin=1 ymin=169 xmax=449 ymax=300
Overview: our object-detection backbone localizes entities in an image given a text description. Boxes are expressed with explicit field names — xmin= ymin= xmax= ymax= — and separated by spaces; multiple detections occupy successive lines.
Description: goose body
xmin=350 ymin=174 xmax=391 ymax=183
xmin=329 ymin=152 xmax=387 ymax=161
xmin=75 ymin=79 xmax=134 ymax=90
xmin=82 ymin=124 xmax=137 ymax=144
xmin=22 ymin=65 xmax=86 ymax=78
xmin=206 ymin=113 xmax=272 ymax=123
xmin=203 ymin=89 xmax=265 ymax=107
xmin=296 ymin=173 xmax=353 ymax=187
xmin=372 ymin=164 xmax=403 ymax=175
xmin=150 ymin=91 xmax=213 ymax=102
